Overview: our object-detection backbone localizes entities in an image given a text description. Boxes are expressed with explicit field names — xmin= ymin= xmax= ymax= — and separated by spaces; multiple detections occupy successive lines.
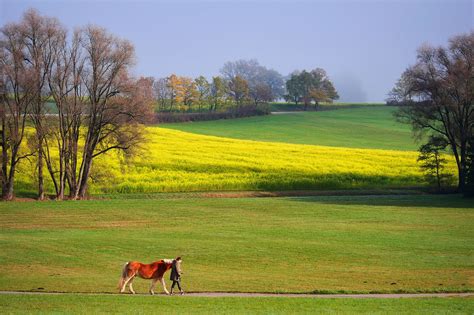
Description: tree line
xmin=154 ymin=60 xmax=284 ymax=112
xmin=152 ymin=59 xmax=339 ymax=113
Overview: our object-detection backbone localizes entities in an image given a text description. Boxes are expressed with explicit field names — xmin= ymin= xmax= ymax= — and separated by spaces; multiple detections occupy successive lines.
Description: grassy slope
xmin=162 ymin=106 xmax=417 ymax=151
xmin=1 ymin=295 xmax=473 ymax=314
xmin=0 ymin=195 xmax=472 ymax=294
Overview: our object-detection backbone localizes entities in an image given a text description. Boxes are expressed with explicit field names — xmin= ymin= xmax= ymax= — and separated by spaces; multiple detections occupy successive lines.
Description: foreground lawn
xmin=1 ymin=295 xmax=472 ymax=314
xmin=163 ymin=106 xmax=416 ymax=150
xmin=0 ymin=195 xmax=472 ymax=294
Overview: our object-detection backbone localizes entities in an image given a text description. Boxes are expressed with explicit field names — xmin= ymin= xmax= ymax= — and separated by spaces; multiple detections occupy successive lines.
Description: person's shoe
xmin=180 ymin=291 xmax=185 ymax=296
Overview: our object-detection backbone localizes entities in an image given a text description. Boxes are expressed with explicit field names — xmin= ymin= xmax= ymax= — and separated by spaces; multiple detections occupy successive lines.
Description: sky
xmin=1 ymin=0 xmax=473 ymax=102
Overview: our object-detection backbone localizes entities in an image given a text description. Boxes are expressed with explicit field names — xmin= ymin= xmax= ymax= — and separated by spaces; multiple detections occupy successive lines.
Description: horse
xmin=118 ymin=259 xmax=174 ymax=295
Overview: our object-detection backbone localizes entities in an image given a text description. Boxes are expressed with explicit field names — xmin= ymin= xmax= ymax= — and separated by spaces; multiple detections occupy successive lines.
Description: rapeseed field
xmin=15 ymin=127 xmax=456 ymax=195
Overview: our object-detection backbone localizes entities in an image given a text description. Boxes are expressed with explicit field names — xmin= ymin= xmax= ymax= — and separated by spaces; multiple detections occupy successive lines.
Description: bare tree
xmin=46 ymin=26 xmax=153 ymax=200
xmin=1 ymin=10 xmax=154 ymax=200
xmin=153 ymin=77 xmax=170 ymax=112
xmin=390 ymin=31 xmax=474 ymax=192
xmin=221 ymin=59 xmax=285 ymax=101
xmin=0 ymin=22 xmax=35 ymax=200
xmin=20 ymin=9 xmax=64 ymax=200
xmin=74 ymin=26 xmax=153 ymax=199
xmin=250 ymin=83 xmax=273 ymax=105
xmin=46 ymin=28 xmax=84 ymax=199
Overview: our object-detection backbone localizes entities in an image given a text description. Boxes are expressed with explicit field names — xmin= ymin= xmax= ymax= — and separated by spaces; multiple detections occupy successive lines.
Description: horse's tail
xmin=118 ymin=262 xmax=130 ymax=290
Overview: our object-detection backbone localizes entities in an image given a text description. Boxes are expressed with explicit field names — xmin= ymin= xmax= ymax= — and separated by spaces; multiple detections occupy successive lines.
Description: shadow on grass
xmin=290 ymin=194 xmax=473 ymax=209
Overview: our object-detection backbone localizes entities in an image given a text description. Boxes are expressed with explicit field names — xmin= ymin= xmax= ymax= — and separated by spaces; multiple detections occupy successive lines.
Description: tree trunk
xmin=37 ymin=137 xmax=45 ymax=200
xmin=2 ymin=180 xmax=14 ymax=201
xmin=454 ymin=142 xmax=467 ymax=193
xmin=1 ymin=123 xmax=7 ymax=200
xmin=2 ymin=161 xmax=16 ymax=201
xmin=57 ymin=154 xmax=65 ymax=200
xmin=75 ymin=145 xmax=94 ymax=200
xmin=77 ymin=158 xmax=93 ymax=199
xmin=458 ymin=158 xmax=466 ymax=193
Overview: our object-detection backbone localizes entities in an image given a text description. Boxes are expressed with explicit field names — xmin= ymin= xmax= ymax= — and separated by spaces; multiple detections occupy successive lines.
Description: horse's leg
xmin=160 ymin=277 xmax=170 ymax=295
xmin=120 ymin=277 xmax=131 ymax=293
xmin=149 ymin=278 xmax=158 ymax=295
xmin=121 ymin=274 xmax=135 ymax=293
xmin=128 ymin=277 xmax=136 ymax=294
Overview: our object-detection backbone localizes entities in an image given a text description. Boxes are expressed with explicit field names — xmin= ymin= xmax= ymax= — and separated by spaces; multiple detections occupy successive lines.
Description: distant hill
xmin=161 ymin=106 xmax=417 ymax=151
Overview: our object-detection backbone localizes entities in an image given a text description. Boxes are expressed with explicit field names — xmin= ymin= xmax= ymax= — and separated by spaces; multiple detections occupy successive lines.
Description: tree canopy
xmin=220 ymin=59 xmax=285 ymax=102
xmin=389 ymin=31 xmax=474 ymax=193
xmin=284 ymin=69 xmax=339 ymax=109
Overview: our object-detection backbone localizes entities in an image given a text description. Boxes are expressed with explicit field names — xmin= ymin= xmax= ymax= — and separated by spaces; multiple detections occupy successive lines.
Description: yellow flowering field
xmin=86 ymin=128 xmax=458 ymax=193
xmin=15 ymin=127 xmax=456 ymax=194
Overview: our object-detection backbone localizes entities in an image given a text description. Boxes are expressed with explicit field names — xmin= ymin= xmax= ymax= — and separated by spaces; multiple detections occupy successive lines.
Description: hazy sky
xmin=1 ymin=0 xmax=473 ymax=102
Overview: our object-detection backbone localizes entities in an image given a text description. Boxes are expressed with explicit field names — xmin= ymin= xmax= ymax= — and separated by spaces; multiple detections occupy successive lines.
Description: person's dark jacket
xmin=170 ymin=260 xmax=182 ymax=281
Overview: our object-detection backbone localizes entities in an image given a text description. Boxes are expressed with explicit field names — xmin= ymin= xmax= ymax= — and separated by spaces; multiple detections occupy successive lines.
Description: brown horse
xmin=118 ymin=259 xmax=174 ymax=295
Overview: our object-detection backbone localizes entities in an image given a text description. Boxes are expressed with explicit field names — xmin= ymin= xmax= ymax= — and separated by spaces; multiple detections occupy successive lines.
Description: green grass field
xmin=1 ymin=294 xmax=472 ymax=314
xmin=2 ymin=106 xmax=472 ymax=313
xmin=163 ymin=106 xmax=417 ymax=151
xmin=1 ymin=195 xmax=472 ymax=294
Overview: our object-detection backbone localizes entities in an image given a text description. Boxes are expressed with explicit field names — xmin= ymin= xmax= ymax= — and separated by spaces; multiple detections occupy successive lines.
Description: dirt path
xmin=0 ymin=291 xmax=472 ymax=299
xmin=270 ymin=111 xmax=305 ymax=115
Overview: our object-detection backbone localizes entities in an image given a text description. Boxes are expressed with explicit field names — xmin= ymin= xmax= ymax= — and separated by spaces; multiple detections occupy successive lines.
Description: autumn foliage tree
xmin=179 ymin=77 xmax=199 ymax=108
xmin=228 ymin=75 xmax=250 ymax=106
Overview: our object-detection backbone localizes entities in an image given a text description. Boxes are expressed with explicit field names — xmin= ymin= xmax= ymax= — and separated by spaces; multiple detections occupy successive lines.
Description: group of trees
xmin=0 ymin=9 xmax=154 ymax=200
xmin=153 ymin=75 xmax=229 ymax=112
xmin=154 ymin=59 xmax=287 ymax=112
xmin=221 ymin=59 xmax=286 ymax=105
xmin=389 ymin=31 xmax=473 ymax=196
xmin=285 ymin=69 xmax=339 ymax=110
xmin=153 ymin=60 xmax=340 ymax=112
